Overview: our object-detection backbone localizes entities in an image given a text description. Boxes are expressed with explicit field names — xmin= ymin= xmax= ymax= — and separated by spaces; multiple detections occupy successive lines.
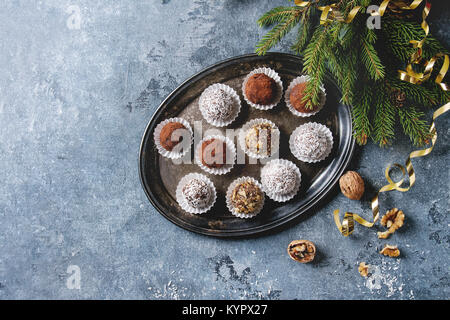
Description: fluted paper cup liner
xmin=238 ymin=118 xmax=280 ymax=159
xmin=176 ymin=173 xmax=217 ymax=214
xmin=154 ymin=117 xmax=193 ymax=159
xmin=284 ymin=75 xmax=326 ymax=117
xmin=242 ymin=67 xmax=283 ymax=110
xmin=199 ymin=83 xmax=241 ymax=127
xmin=195 ymin=135 xmax=236 ymax=175
xmin=226 ymin=176 xmax=265 ymax=219
xmin=260 ymin=159 xmax=301 ymax=202
xmin=289 ymin=122 xmax=333 ymax=163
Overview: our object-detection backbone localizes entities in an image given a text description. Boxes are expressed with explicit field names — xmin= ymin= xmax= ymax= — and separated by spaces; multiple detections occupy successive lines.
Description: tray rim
xmin=138 ymin=52 xmax=355 ymax=237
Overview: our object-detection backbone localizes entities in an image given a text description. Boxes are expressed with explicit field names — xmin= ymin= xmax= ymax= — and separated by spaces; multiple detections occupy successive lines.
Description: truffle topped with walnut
xmin=226 ymin=177 xmax=265 ymax=218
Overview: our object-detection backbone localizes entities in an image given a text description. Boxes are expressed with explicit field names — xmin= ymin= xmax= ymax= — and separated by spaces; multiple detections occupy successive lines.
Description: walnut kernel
xmin=339 ymin=171 xmax=365 ymax=200
xmin=380 ymin=244 xmax=400 ymax=257
xmin=287 ymin=240 xmax=316 ymax=263
xmin=358 ymin=262 xmax=369 ymax=277
xmin=378 ymin=208 xmax=405 ymax=239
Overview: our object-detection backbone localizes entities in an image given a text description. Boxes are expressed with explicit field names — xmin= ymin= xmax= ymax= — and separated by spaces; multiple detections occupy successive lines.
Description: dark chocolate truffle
xmin=289 ymin=82 xmax=319 ymax=113
xmin=200 ymin=138 xmax=227 ymax=168
xmin=230 ymin=181 xmax=263 ymax=214
xmin=245 ymin=73 xmax=276 ymax=105
xmin=159 ymin=122 xmax=187 ymax=151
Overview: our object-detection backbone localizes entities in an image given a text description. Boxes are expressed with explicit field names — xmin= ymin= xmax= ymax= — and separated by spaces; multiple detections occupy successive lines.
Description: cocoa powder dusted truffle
xmin=200 ymin=138 xmax=227 ymax=169
xmin=289 ymin=82 xmax=320 ymax=113
xmin=285 ymin=76 xmax=326 ymax=117
xmin=154 ymin=117 xmax=193 ymax=159
xmin=261 ymin=159 xmax=301 ymax=202
xmin=244 ymin=73 xmax=277 ymax=105
xmin=181 ymin=178 xmax=212 ymax=209
xmin=230 ymin=180 xmax=263 ymax=215
xmin=159 ymin=122 xmax=187 ymax=151
xmin=199 ymin=84 xmax=240 ymax=126
xmin=289 ymin=122 xmax=333 ymax=163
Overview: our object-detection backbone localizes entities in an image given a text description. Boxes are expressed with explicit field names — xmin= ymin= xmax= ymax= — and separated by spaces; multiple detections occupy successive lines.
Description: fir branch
xmin=302 ymin=25 xmax=329 ymax=109
xmin=352 ymin=84 xmax=372 ymax=145
xmin=373 ymin=87 xmax=396 ymax=146
xmin=257 ymin=6 xmax=303 ymax=27
xmin=291 ymin=6 xmax=312 ymax=54
xmin=360 ymin=30 xmax=385 ymax=80
xmin=398 ymin=106 xmax=432 ymax=146
xmin=256 ymin=8 xmax=303 ymax=56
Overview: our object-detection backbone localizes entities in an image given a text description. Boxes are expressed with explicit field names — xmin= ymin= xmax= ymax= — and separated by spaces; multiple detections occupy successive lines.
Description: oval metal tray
xmin=139 ymin=53 xmax=355 ymax=237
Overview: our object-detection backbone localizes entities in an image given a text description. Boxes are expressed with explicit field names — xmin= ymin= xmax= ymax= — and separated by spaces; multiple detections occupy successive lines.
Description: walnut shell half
xmin=380 ymin=244 xmax=400 ymax=257
xmin=287 ymin=240 xmax=316 ymax=263
xmin=339 ymin=171 xmax=365 ymax=200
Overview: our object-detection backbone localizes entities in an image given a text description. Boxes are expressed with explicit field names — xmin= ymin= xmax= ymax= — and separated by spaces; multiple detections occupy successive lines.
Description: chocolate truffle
xmin=199 ymin=88 xmax=236 ymax=124
xmin=200 ymin=138 xmax=227 ymax=168
xmin=159 ymin=122 xmax=187 ymax=151
xmin=181 ymin=178 xmax=212 ymax=209
xmin=289 ymin=82 xmax=319 ymax=113
xmin=244 ymin=73 xmax=276 ymax=105
xmin=261 ymin=162 xmax=297 ymax=196
xmin=230 ymin=181 xmax=263 ymax=214
xmin=245 ymin=123 xmax=273 ymax=156
xmin=290 ymin=123 xmax=332 ymax=162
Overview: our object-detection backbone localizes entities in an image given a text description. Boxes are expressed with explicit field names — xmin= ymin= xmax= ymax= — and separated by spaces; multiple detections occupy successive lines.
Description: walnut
xmin=378 ymin=208 xmax=405 ymax=239
xmin=339 ymin=171 xmax=364 ymax=200
xmin=380 ymin=244 xmax=400 ymax=257
xmin=358 ymin=262 xmax=369 ymax=277
xmin=287 ymin=240 xmax=316 ymax=263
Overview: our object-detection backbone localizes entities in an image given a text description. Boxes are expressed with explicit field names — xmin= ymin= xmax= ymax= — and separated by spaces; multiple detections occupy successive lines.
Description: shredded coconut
xmin=199 ymin=88 xmax=235 ymax=122
xmin=182 ymin=178 xmax=211 ymax=209
xmin=261 ymin=163 xmax=297 ymax=195
xmin=293 ymin=124 xmax=329 ymax=160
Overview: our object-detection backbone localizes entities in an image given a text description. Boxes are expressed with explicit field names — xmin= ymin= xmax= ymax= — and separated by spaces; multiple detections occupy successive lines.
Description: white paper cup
xmin=176 ymin=173 xmax=217 ymax=214
xmin=242 ymin=67 xmax=283 ymax=110
xmin=154 ymin=117 xmax=193 ymax=159
xmin=260 ymin=159 xmax=301 ymax=202
xmin=238 ymin=118 xmax=280 ymax=159
xmin=194 ymin=135 xmax=236 ymax=175
xmin=284 ymin=75 xmax=326 ymax=117
xmin=226 ymin=176 xmax=265 ymax=218
xmin=289 ymin=122 xmax=333 ymax=163
xmin=199 ymin=83 xmax=241 ymax=127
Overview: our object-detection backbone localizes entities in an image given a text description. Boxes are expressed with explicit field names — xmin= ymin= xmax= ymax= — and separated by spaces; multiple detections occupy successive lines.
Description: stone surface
xmin=0 ymin=0 xmax=448 ymax=300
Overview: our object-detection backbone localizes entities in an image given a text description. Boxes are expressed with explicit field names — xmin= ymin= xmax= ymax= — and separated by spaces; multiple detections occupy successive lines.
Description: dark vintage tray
xmin=139 ymin=52 xmax=355 ymax=237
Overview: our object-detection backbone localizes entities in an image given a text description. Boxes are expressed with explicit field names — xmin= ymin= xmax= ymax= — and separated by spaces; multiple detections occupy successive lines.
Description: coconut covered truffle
xmin=199 ymin=87 xmax=236 ymax=124
xmin=181 ymin=178 xmax=212 ymax=209
xmin=261 ymin=162 xmax=298 ymax=196
xmin=244 ymin=73 xmax=276 ymax=105
xmin=230 ymin=180 xmax=263 ymax=214
xmin=159 ymin=122 xmax=187 ymax=151
xmin=289 ymin=82 xmax=320 ymax=113
xmin=290 ymin=123 xmax=332 ymax=162
xmin=200 ymin=138 xmax=227 ymax=168
xmin=245 ymin=123 xmax=273 ymax=156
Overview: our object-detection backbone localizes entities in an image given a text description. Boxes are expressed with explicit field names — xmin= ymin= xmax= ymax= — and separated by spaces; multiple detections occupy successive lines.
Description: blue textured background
xmin=0 ymin=0 xmax=448 ymax=299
